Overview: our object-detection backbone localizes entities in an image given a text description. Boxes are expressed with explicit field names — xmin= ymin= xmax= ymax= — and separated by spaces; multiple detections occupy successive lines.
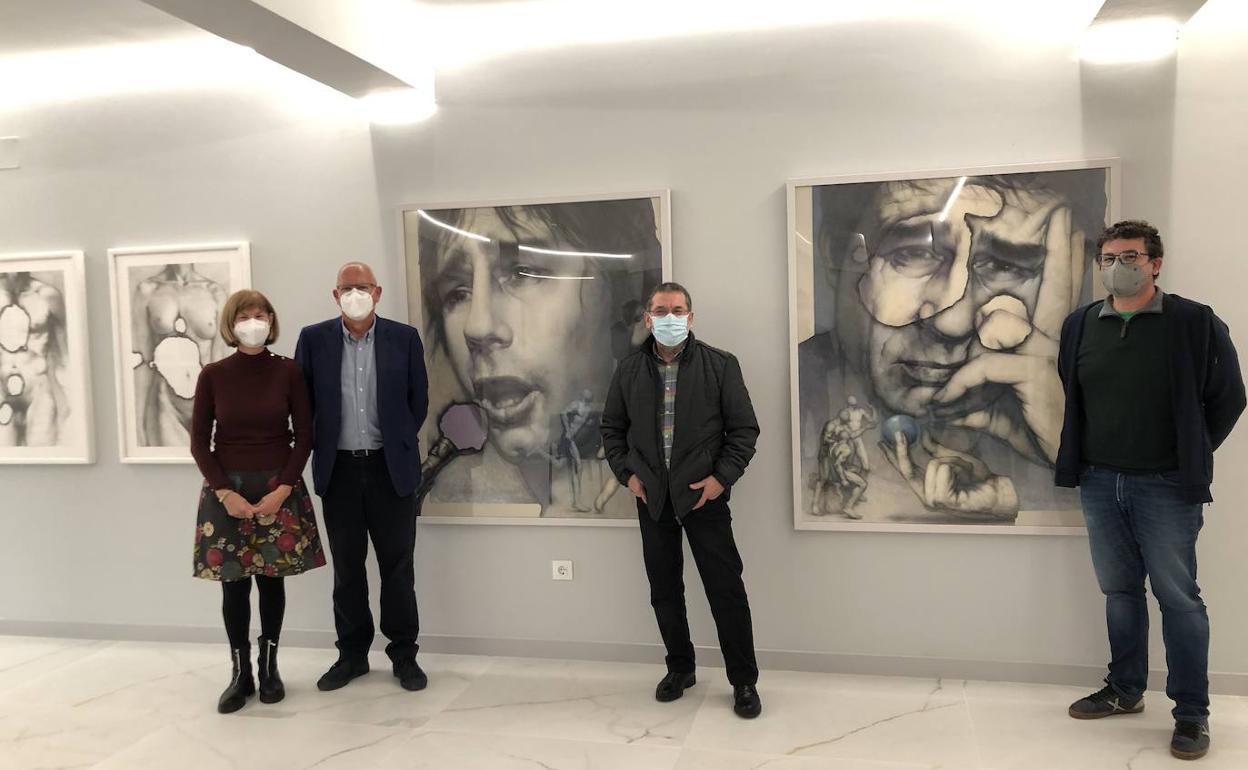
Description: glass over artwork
xmin=790 ymin=163 xmax=1114 ymax=533
xmin=109 ymin=243 xmax=251 ymax=463
xmin=0 ymin=251 xmax=93 ymax=463
xmin=403 ymin=194 xmax=670 ymax=524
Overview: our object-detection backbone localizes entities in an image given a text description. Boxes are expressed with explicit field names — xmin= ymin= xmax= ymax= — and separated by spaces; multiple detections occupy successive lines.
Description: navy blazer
xmin=294 ymin=316 xmax=429 ymax=497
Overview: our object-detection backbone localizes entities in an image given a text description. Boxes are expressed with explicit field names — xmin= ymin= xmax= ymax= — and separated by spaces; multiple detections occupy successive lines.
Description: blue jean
xmin=1080 ymin=466 xmax=1209 ymax=723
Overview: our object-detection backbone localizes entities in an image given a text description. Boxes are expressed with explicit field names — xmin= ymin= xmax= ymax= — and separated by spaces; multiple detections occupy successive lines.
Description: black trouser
xmin=222 ymin=576 xmax=285 ymax=648
xmin=638 ymin=496 xmax=758 ymax=686
xmin=322 ymin=451 xmax=420 ymax=663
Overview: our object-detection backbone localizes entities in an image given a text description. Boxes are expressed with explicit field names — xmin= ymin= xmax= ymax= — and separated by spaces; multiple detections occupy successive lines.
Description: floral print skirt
xmin=193 ymin=470 xmax=326 ymax=582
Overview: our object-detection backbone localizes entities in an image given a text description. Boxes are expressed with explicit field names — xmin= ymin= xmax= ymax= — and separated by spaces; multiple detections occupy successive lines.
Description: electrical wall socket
xmin=551 ymin=560 xmax=574 ymax=581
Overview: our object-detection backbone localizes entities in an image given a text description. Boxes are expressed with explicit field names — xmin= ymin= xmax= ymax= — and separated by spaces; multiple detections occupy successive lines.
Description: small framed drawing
xmin=108 ymin=242 xmax=251 ymax=463
xmin=399 ymin=191 xmax=672 ymax=526
xmin=0 ymin=250 xmax=95 ymax=463
xmin=788 ymin=159 xmax=1119 ymax=534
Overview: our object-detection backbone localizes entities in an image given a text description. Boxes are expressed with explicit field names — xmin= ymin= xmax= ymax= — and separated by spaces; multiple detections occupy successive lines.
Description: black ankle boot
xmin=257 ymin=637 xmax=285 ymax=704
xmin=218 ymin=645 xmax=255 ymax=714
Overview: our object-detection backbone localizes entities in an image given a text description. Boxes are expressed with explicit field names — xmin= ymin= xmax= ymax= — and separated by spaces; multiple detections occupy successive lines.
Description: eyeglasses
xmin=337 ymin=283 xmax=377 ymax=293
xmin=648 ymin=308 xmax=690 ymax=318
xmin=1097 ymin=251 xmax=1152 ymax=267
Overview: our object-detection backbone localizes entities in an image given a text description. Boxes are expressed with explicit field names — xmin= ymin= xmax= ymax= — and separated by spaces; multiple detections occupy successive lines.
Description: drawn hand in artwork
xmin=928 ymin=206 xmax=1079 ymax=466
xmin=880 ymin=417 xmax=1019 ymax=521
xmin=920 ymin=434 xmax=1019 ymax=519
xmin=416 ymin=402 xmax=488 ymax=506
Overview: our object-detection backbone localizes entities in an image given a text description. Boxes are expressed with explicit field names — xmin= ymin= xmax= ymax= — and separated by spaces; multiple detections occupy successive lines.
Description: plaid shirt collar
xmin=648 ymin=336 xmax=689 ymax=365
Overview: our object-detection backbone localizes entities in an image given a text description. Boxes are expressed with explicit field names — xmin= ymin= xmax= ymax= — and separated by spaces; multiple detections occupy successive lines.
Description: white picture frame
xmin=398 ymin=190 xmax=673 ymax=526
xmin=788 ymin=159 xmax=1120 ymax=535
xmin=108 ymin=242 xmax=251 ymax=463
xmin=0 ymin=250 xmax=95 ymax=464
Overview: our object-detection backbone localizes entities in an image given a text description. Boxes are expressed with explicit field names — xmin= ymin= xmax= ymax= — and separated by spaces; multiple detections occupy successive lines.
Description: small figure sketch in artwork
xmin=129 ymin=262 xmax=228 ymax=448
xmin=0 ymin=271 xmax=69 ymax=447
xmin=812 ymin=396 xmax=875 ymax=519
xmin=554 ymin=389 xmax=599 ymax=512
xmin=591 ymin=444 xmax=619 ymax=514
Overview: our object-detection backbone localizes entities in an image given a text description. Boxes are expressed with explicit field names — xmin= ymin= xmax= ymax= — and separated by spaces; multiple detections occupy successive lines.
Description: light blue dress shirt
xmin=338 ymin=319 xmax=383 ymax=450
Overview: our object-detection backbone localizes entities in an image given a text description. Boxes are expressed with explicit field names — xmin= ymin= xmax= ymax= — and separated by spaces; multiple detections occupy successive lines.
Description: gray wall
xmin=3 ymin=1 xmax=1246 ymax=687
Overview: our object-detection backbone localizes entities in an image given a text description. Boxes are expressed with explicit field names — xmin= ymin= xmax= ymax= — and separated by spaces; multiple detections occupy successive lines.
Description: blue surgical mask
xmin=651 ymin=314 xmax=689 ymax=348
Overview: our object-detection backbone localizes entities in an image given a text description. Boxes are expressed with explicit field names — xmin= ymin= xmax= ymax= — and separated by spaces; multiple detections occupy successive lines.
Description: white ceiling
xmin=0 ymin=0 xmax=196 ymax=56
xmin=7 ymin=0 xmax=1205 ymax=113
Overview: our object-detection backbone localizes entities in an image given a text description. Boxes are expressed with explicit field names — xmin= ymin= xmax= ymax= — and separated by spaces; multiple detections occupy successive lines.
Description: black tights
xmin=221 ymin=576 xmax=285 ymax=649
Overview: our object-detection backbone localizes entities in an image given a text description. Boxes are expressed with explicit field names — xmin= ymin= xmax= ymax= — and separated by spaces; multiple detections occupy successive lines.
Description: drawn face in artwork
xmin=851 ymin=179 xmax=1074 ymax=416
xmin=428 ymin=207 xmax=614 ymax=464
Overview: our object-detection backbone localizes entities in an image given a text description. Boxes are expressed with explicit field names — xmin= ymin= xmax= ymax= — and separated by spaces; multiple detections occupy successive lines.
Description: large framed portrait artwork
xmin=401 ymin=192 xmax=671 ymax=525
xmin=789 ymin=160 xmax=1118 ymax=534
xmin=0 ymin=250 xmax=94 ymax=464
xmin=108 ymin=242 xmax=251 ymax=463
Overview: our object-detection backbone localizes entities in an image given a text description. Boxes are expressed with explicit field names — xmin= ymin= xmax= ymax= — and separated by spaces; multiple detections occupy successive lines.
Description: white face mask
xmin=233 ymin=318 xmax=270 ymax=348
xmin=339 ymin=289 xmax=375 ymax=321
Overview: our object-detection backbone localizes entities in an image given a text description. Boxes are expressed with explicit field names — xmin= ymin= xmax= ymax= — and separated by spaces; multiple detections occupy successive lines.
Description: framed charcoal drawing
xmin=401 ymin=191 xmax=671 ymax=525
xmin=108 ymin=242 xmax=251 ymax=463
xmin=0 ymin=250 xmax=94 ymax=463
xmin=789 ymin=160 xmax=1118 ymax=534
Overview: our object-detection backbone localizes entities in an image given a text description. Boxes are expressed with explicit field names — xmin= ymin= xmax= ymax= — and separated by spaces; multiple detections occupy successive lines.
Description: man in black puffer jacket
xmin=601 ymin=282 xmax=762 ymax=719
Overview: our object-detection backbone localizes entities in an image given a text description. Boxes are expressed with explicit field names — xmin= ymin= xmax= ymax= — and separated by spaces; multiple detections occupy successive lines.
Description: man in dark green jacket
xmin=601 ymin=282 xmax=762 ymax=719
xmin=1056 ymin=221 xmax=1245 ymax=761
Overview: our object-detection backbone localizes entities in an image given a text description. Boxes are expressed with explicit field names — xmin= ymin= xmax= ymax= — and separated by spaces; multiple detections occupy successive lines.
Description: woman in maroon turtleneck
xmin=190 ymin=289 xmax=325 ymax=715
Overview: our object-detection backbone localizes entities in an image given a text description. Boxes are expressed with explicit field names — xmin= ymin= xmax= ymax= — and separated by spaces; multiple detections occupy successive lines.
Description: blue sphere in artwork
xmin=881 ymin=414 xmax=920 ymax=446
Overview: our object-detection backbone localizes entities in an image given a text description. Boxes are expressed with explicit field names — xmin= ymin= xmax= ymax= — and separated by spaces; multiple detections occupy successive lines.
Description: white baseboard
xmin=3 ymin=619 xmax=1244 ymax=696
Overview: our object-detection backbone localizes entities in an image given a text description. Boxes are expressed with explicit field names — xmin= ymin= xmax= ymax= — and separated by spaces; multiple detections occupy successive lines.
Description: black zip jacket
xmin=601 ymin=333 xmax=759 ymax=520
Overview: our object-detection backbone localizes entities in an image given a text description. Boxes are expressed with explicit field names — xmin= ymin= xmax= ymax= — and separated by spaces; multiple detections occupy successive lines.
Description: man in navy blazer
xmin=295 ymin=262 xmax=429 ymax=693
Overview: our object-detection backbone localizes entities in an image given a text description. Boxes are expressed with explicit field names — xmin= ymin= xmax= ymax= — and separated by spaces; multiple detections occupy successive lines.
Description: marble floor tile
xmin=0 ymin=636 xmax=1244 ymax=769
xmin=682 ymin=669 xmax=979 ymax=767
xmin=373 ymin=729 xmax=682 ymax=769
xmin=91 ymin=714 xmax=410 ymax=770
xmin=242 ymin=648 xmax=496 ymax=729
xmin=673 ymin=747 xmax=934 ymax=769
xmin=425 ymin=657 xmax=705 ymax=746
xmin=0 ymin=704 xmax=162 ymax=770
xmin=964 ymin=680 xmax=1248 ymax=770
xmin=0 ymin=636 xmax=110 ymax=695
xmin=0 ymin=640 xmax=225 ymax=722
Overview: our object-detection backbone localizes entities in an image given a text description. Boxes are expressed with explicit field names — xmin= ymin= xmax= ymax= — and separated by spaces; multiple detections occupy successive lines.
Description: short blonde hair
xmin=219 ymin=289 xmax=279 ymax=347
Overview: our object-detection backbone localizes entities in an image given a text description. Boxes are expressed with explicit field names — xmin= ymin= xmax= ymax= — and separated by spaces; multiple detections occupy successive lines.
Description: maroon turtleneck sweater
xmin=190 ymin=349 xmax=312 ymax=490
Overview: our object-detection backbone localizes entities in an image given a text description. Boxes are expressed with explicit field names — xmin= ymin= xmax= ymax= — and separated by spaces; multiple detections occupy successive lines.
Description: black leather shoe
xmin=256 ymin=637 xmax=285 ymax=703
xmin=218 ymin=645 xmax=255 ymax=714
xmin=733 ymin=684 xmax=762 ymax=719
xmin=316 ymin=657 xmax=370 ymax=691
xmin=655 ymin=672 xmax=696 ymax=702
xmin=394 ymin=658 xmax=428 ymax=691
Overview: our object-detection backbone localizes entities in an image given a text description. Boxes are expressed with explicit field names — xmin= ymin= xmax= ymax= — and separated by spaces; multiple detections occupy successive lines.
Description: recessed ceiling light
xmin=1080 ymin=16 xmax=1181 ymax=64
xmin=357 ymin=87 xmax=437 ymax=125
